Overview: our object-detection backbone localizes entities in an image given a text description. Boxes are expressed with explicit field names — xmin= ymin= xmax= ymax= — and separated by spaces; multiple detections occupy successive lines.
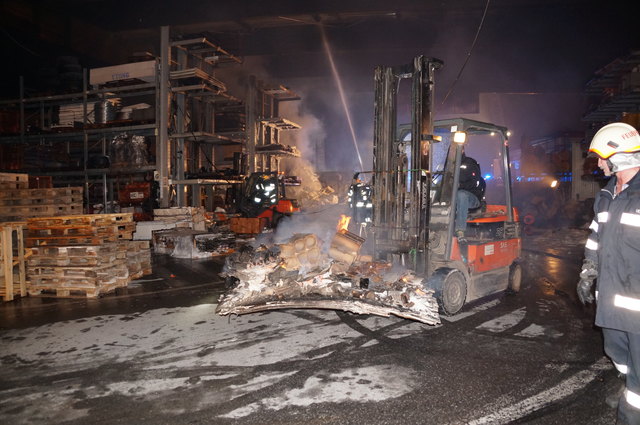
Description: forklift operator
xmin=455 ymin=152 xmax=485 ymax=243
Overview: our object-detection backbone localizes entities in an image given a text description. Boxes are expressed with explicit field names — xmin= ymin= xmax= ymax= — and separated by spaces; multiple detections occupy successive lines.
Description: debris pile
xmin=216 ymin=232 xmax=440 ymax=325
xmin=153 ymin=228 xmax=236 ymax=258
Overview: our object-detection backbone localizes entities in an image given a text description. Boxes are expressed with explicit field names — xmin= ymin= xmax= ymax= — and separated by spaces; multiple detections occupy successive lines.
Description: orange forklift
xmin=368 ymin=57 xmax=521 ymax=315
xmin=231 ymin=172 xmax=300 ymax=233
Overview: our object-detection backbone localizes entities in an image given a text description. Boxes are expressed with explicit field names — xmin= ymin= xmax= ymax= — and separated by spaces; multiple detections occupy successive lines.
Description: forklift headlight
xmin=453 ymin=131 xmax=466 ymax=144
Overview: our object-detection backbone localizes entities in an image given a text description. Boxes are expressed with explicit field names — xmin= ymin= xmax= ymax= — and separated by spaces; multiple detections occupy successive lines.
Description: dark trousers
xmin=603 ymin=328 xmax=640 ymax=424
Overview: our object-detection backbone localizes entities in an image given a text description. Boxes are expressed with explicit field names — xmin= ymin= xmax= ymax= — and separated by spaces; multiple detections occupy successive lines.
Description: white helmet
xmin=589 ymin=122 xmax=640 ymax=159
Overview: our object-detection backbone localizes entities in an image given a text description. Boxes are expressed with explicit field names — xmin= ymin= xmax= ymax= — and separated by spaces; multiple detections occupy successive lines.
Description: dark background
xmin=1 ymin=0 xmax=637 ymax=170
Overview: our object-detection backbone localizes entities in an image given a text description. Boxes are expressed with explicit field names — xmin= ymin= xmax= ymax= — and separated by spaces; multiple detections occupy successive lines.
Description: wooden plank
xmin=26 ymin=213 xmax=133 ymax=227
xmin=1 ymin=227 xmax=13 ymax=301
xmin=0 ymin=223 xmax=27 ymax=301
xmin=26 ymin=234 xmax=119 ymax=247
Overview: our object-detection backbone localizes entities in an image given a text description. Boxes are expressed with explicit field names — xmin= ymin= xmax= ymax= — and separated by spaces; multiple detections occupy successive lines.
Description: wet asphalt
xmin=0 ymin=229 xmax=620 ymax=424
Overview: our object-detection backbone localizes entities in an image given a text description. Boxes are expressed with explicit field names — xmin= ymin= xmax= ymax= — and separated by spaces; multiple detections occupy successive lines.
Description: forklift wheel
xmin=440 ymin=270 xmax=467 ymax=315
xmin=507 ymin=263 xmax=522 ymax=294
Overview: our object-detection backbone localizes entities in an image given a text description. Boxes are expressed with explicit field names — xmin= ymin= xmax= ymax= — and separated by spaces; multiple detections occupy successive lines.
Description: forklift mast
xmin=372 ymin=56 xmax=443 ymax=275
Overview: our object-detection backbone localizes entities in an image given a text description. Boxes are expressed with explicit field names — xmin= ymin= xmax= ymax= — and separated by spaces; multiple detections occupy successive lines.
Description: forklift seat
xmin=468 ymin=200 xmax=487 ymax=217
xmin=468 ymin=204 xmax=518 ymax=223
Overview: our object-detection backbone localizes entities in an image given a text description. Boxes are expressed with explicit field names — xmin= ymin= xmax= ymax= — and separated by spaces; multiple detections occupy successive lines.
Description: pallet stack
xmin=25 ymin=213 xmax=152 ymax=298
xmin=122 ymin=240 xmax=152 ymax=280
xmin=0 ymin=172 xmax=83 ymax=221
xmin=0 ymin=222 xmax=28 ymax=301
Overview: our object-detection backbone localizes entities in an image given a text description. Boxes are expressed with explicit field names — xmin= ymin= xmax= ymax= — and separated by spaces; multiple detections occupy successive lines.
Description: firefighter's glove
xmin=577 ymin=260 xmax=597 ymax=305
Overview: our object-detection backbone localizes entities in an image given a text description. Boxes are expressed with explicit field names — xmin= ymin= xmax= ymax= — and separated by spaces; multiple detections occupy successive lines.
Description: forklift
xmin=234 ymin=172 xmax=300 ymax=231
xmin=367 ymin=56 xmax=521 ymax=315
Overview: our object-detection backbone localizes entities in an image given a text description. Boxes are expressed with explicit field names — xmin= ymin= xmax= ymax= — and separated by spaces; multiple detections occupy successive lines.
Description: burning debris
xmin=216 ymin=219 xmax=440 ymax=325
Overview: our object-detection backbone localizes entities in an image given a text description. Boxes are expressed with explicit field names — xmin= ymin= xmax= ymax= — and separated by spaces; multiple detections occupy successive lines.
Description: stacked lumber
xmin=25 ymin=213 xmax=152 ymax=298
xmin=0 ymin=222 xmax=28 ymax=301
xmin=0 ymin=173 xmax=83 ymax=221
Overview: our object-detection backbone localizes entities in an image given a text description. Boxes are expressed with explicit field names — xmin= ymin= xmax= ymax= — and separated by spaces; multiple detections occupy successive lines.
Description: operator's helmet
xmin=589 ymin=122 xmax=640 ymax=172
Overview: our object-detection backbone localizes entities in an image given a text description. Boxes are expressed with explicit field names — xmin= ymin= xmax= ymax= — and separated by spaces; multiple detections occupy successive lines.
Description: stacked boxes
xmin=25 ymin=213 xmax=152 ymax=298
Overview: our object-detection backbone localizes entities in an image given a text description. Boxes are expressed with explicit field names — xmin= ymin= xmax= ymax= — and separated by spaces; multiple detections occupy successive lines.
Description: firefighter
xmin=577 ymin=122 xmax=640 ymax=423
xmin=455 ymin=152 xmax=485 ymax=243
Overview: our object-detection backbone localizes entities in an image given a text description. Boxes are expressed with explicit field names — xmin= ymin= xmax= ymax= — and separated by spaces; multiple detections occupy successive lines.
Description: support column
xmin=157 ymin=26 xmax=171 ymax=208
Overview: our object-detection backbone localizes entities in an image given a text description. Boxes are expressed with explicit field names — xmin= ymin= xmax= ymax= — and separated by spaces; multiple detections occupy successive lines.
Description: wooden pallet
xmin=27 ymin=213 xmax=133 ymax=228
xmin=0 ymin=172 xmax=29 ymax=190
xmin=26 ymin=234 xmax=119 ymax=247
xmin=0 ymin=204 xmax=83 ymax=217
xmin=29 ymin=244 xmax=118 ymax=258
xmin=28 ymin=264 xmax=129 ymax=287
xmin=27 ymin=262 xmax=127 ymax=279
xmin=28 ymin=278 xmax=125 ymax=298
xmin=26 ymin=213 xmax=135 ymax=247
xmin=0 ymin=196 xmax=82 ymax=207
xmin=0 ymin=187 xmax=82 ymax=199
xmin=28 ymin=252 xmax=118 ymax=267
xmin=27 ymin=225 xmax=118 ymax=238
xmin=0 ymin=222 xmax=28 ymax=301
xmin=120 ymin=240 xmax=152 ymax=280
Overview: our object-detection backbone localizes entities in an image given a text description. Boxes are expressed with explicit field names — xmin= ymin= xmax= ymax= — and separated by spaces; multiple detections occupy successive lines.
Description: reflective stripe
xmin=614 ymin=294 xmax=640 ymax=312
xmin=589 ymin=220 xmax=599 ymax=232
xmin=620 ymin=212 xmax=640 ymax=227
xmin=595 ymin=290 xmax=599 ymax=301
xmin=626 ymin=389 xmax=640 ymax=410
xmin=598 ymin=212 xmax=609 ymax=223
xmin=585 ymin=238 xmax=598 ymax=251
xmin=613 ymin=361 xmax=628 ymax=374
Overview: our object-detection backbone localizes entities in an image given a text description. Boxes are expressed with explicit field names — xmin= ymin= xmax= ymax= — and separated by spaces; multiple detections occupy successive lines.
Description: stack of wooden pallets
xmin=25 ymin=213 xmax=152 ymax=298
xmin=0 ymin=172 xmax=83 ymax=221
xmin=0 ymin=222 xmax=29 ymax=301
xmin=123 ymin=240 xmax=152 ymax=279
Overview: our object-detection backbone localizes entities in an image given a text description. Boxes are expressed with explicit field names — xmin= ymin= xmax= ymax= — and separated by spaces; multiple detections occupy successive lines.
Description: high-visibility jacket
xmin=584 ymin=171 xmax=640 ymax=333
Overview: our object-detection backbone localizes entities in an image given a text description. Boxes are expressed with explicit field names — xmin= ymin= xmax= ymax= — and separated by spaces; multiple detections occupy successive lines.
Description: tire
xmin=507 ymin=262 xmax=522 ymax=294
xmin=440 ymin=270 xmax=467 ymax=315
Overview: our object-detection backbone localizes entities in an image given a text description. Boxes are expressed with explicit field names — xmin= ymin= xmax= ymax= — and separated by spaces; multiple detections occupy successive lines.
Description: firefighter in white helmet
xmin=578 ymin=122 xmax=640 ymax=423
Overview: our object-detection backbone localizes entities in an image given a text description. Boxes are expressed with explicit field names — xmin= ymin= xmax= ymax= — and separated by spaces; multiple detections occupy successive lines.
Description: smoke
xmin=254 ymin=203 xmax=350 ymax=252
xmin=279 ymin=100 xmax=326 ymax=169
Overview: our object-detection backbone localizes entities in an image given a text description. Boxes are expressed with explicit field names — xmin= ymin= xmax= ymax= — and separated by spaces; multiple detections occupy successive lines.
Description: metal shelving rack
xmin=0 ymin=74 xmax=159 ymax=211
xmin=583 ymin=50 xmax=640 ymax=125
xmin=0 ymin=25 xmax=303 ymax=213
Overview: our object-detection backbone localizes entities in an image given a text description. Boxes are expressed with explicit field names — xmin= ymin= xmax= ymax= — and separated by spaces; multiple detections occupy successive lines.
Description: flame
xmin=336 ymin=214 xmax=351 ymax=233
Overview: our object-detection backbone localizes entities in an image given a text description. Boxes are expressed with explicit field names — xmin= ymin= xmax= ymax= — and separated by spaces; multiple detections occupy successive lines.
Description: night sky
xmin=1 ymin=0 xmax=637 ymax=171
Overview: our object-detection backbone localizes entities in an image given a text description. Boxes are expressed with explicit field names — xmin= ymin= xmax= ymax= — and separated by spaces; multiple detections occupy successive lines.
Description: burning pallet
xmin=216 ymin=220 xmax=440 ymax=325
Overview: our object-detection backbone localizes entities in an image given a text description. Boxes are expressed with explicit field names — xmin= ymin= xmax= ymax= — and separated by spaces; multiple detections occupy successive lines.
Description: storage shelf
xmin=0 ymin=123 xmax=157 ymax=144
xmin=169 ymin=131 xmax=241 ymax=145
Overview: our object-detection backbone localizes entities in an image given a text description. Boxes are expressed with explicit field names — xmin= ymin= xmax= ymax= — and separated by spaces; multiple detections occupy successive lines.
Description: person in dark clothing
xmin=577 ymin=122 xmax=640 ymax=424
xmin=455 ymin=152 xmax=485 ymax=243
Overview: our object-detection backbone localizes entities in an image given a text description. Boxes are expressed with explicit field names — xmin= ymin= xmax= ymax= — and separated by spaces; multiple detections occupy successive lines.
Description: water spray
xmin=318 ymin=24 xmax=364 ymax=172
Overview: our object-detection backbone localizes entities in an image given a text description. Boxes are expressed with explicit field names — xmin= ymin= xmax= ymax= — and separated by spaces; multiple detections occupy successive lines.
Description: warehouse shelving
xmin=583 ymin=50 xmax=640 ymax=125
xmin=0 ymin=25 xmax=302 ymax=214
